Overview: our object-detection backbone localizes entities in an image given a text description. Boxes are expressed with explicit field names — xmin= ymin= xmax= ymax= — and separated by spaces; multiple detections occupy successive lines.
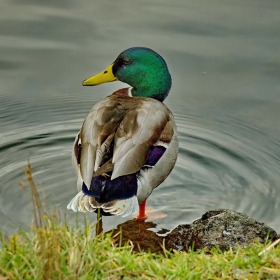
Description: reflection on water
xmin=1 ymin=0 xmax=280 ymax=236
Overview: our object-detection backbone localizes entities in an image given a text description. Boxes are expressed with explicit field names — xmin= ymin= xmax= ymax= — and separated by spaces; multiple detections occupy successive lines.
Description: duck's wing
xmin=77 ymin=96 xmax=173 ymax=188
xmin=111 ymin=98 xmax=171 ymax=179
xmin=78 ymin=96 xmax=127 ymax=189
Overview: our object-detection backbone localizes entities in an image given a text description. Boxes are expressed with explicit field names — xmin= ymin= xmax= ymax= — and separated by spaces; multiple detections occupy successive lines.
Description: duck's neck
xmin=130 ymin=71 xmax=172 ymax=102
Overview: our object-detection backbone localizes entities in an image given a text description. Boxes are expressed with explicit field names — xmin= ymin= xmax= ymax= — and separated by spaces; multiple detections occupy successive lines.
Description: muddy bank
xmin=109 ymin=209 xmax=279 ymax=254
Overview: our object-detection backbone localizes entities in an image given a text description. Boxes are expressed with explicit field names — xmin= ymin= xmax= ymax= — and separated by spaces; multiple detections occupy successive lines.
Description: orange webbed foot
xmin=133 ymin=199 xmax=147 ymax=222
xmin=134 ymin=214 xmax=148 ymax=222
xmin=133 ymin=199 xmax=167 ymax=221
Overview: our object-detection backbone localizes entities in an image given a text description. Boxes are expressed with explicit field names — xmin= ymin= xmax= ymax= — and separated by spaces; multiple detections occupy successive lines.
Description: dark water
xmin=1 ymin=0 xmax=280 ymax=235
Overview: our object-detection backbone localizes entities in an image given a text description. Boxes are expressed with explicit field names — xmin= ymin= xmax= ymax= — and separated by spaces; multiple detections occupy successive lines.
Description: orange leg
xmin=135 ymin=199 xmax=147 ymax=221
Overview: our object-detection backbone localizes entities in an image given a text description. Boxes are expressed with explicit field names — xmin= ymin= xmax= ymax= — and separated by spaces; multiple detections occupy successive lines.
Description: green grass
xmin=0 ymin=163 xmax=279 ymax=279
xmin=0 ymin=218 xmax=280 ymax=280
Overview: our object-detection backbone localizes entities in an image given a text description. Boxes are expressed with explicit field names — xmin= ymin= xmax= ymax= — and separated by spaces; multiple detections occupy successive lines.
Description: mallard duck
xmin=67 ymin=47 xmax=179 ymax=220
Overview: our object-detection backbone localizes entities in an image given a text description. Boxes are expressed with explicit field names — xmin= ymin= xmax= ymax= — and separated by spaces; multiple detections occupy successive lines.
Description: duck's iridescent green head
xmin=83 ymin=47 xmax=172 ymax=102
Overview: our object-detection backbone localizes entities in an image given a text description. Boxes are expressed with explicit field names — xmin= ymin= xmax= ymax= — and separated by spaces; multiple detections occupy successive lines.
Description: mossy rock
xmin=165 ymin=209 xmax=279 ymax=252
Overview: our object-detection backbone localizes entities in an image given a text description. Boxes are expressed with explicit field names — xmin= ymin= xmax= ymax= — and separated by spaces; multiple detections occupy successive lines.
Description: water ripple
xmin=1 ymin=107 xmax=280 ymax=235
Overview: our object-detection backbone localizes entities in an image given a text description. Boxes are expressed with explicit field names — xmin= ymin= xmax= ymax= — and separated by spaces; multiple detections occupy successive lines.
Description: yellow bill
xmin=83 ymin=64 xmax=118 ymax=86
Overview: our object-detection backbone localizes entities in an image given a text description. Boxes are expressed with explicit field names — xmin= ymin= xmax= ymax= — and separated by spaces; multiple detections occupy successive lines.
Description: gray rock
xmin=165 ymin=209 xmax=279 ymax=252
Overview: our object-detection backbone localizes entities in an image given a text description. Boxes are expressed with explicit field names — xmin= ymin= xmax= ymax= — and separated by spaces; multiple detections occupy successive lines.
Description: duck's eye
xmin=123 ymin=57 xmax=131 ymax=65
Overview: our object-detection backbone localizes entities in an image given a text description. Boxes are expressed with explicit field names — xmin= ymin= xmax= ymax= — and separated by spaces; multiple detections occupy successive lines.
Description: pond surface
xmin=1 ymin=0 xmax=280 ymax=235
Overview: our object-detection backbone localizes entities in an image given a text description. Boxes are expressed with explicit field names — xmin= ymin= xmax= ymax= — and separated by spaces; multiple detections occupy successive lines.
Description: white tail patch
xmin=67 ymin=192 xmax=138 ymax=217
xmin=67 ymin=191 xmax=85 ymax=212
xmin=99 ymin=196 xmax=138 ymax=217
